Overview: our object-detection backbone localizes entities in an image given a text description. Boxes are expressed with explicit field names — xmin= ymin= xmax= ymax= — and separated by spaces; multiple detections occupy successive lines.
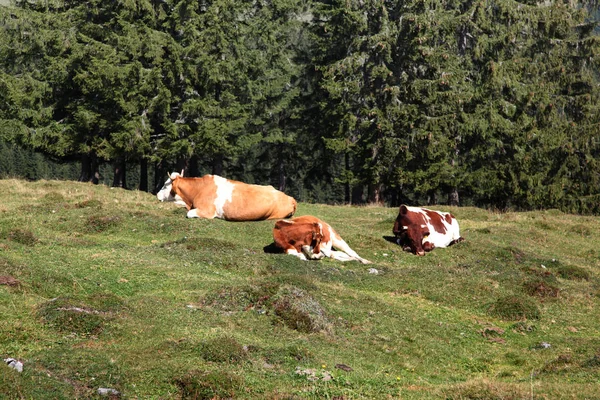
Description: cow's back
xmin=222 ymin=180 xmax=296 ymax=221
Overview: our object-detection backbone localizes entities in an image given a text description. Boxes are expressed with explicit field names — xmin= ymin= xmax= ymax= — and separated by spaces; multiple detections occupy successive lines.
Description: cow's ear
xmin=400 ymin=205 xmax=408 ymax=215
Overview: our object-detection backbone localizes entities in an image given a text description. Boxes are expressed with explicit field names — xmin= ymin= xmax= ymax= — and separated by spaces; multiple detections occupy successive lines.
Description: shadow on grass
xmin=263 ymin=242 xmax=283 ymax=254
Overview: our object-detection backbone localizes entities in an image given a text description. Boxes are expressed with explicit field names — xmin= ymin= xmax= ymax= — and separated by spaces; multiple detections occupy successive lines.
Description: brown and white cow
xmin=273 ymin=215 xmax=371 ymax=264
xmin=393 ymin=205 xmax=463 ymax=256
xmin=157 ymin=172 xmax=297 ymax=221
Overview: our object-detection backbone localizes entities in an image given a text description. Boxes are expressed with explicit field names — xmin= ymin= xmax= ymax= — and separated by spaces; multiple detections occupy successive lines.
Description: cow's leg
xmin=187 ymin=208 xmax=215 ymax=219
xmin=286 ymin=248 xmax=308 ymax=261
xmin=329 ymin=234 xmax=371 ymax=264
xmin=328 ymin=250 xmax=357 ymax=262
xmin=301 ymin=245 xmax=325 ymax=260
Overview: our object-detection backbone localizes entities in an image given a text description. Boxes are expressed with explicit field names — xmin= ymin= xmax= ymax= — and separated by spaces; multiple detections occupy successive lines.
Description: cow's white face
xmin=157 ymin=173 xmax=186 ymax=206
xmin=156 ymin=177 xmax=175 ymax=202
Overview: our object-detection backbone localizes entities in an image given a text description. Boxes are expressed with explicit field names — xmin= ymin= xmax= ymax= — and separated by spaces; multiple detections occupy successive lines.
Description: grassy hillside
xmin=0 ymin=179 xmax=599 ymax=399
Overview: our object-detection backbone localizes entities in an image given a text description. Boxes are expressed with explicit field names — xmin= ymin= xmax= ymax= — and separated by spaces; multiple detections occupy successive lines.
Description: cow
xmin=157 ymin=172 xmax=297 ymax=221
xmin=392 ymin=205 xmax=464 ymax=256
xmin=273 ymin=215 xmax=371 ymax=264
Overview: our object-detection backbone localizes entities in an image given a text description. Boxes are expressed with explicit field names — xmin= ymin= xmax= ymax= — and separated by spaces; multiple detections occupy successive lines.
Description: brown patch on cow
xmin=0 ymin=275 xmax=20 ymax=286
xmin=424 ymin=209 xmax=448 ymax=234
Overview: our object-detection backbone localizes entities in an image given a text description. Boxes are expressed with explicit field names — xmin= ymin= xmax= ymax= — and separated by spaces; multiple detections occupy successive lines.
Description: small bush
xmin=522 ymin=266 xmax=557 ymax=281
xmin=202 ymin=282 xmax=279 ymax=312
xmin=272 ymin=286 xmax=331 ymax=333
xmin=541 ymin=354 xmax=573 ymax=373
xmin=37 ymin=294 xmax=124 ymax=336
xmin=38 ymin=297 xmax=104 ymax=336
xmin=42 ymin=192 xmax=65 ymax=203
xmin=582 ymin=353 xmax=600 ymax=368
xmin=198 ymin=336 xmax=247 ymax=363
xmin=174 ymin=370 xmax=242 ymax=400
xmin=510 ymin=321 xmax=536 ymax=333
xmin=74 ymin=199 xmax=102 ymax=209
xmin=523 ymin=279 xmax=560 ymax=298
xmin=569 ymin=224 xmax=591 ymax=237
xmin=164 ymin=237 xmax=237 ymax=252
xmin=264 ymin=344 xmax=313 ymax=364
xmin=7 ymin=228 xmax=37 ymax=246
xmin=488 ymin=295 xmax=540 ymax=321
xmin=555 ymin=265 xmax=590 ymax=281
xmin=84 ymin=215 xmax=120 ymax=233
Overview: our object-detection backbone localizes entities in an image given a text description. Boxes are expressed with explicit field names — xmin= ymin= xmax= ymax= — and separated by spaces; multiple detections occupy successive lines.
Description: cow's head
xmin=393 ymin=205 xmax=431 ymax=256
xmin=300 ymin=222 xmax=324 ymax=259
xmin=156 ymin=171 xmax=185 ymax=204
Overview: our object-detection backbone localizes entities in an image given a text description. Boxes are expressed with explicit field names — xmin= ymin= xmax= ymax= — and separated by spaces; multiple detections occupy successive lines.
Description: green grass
xmin=0 ymin=179 xmax=599 ymax=399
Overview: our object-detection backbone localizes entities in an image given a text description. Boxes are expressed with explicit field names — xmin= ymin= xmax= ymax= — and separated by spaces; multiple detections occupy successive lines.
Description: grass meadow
xmin=0 ymin=179 xmax=599 ymax=399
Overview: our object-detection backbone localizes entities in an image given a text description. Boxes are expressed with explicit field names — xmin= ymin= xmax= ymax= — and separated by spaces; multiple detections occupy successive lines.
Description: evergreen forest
xmin=1 ymin=0 xmax=600 ymax=213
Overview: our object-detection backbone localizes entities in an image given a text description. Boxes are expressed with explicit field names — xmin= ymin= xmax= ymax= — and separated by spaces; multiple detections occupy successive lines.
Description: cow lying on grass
xmin=157 ymin=172 xmax=297 ymax=221
xmin=273 ymin=215 xmax=371 ymax=264
xmin=393 ymin=205 xmax=464 ymax=256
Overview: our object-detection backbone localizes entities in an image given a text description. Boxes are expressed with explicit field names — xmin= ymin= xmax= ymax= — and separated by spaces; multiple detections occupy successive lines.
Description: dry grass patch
xmin=443 ymin=378 xmax=530 ymax=400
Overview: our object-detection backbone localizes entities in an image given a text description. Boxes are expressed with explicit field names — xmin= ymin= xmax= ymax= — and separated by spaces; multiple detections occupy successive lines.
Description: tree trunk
xmin=175 ymin=157 xmax=187 ymax=176
xmin=153 ymin=162 xmax=167 ymax=193
xmin=448 ymin=187 xmax=459 ymax=206
xmin=344 ymin=153 xmax=351 ymax=204
xmin=79 ymin=153 xmax=99 ymax=183
xmin=188 ymin=155 xmax=200 ymax=177
xmin=368 ymin=183 xmax=382 ymax=205
xmin=139 ymin=158 xmax=148 ymax=192
xmin=212 ymin=154 xmax=223 ymax=176
xmin=112 ymin=158 xmax=126 ymax=188
xmin=278 ymin=145 xmax=286 ymax=192
xmin=79 ymin=154 xmax=92 ymax=182
xmin=351 ymin=185 xmax=364 ymax=205
xmin=427 ymin=191 xmax=437 ymax=205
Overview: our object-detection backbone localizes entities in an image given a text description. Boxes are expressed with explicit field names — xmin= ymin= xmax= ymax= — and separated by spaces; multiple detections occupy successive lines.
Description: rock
xmin=97 ymin=388 xmax=120 ymax=396
xmin=335 ymin=363 xmax=353 ymax=372
xmin=4 ymin=358 xmax=23 ymax=372
xmin=0 ymin=276 xmax=20 ymax=286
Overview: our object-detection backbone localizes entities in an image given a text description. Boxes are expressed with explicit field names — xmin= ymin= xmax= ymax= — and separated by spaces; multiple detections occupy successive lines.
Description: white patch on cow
xmin=212 ymin=175 xmax=235 ymax=219
xmin=419 ymin=208 xmax=462 ymax=249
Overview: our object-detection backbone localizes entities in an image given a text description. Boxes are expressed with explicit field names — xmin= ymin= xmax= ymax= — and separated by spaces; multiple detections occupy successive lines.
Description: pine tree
xmin=311 ymin=0 xmax=403 ymax=204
